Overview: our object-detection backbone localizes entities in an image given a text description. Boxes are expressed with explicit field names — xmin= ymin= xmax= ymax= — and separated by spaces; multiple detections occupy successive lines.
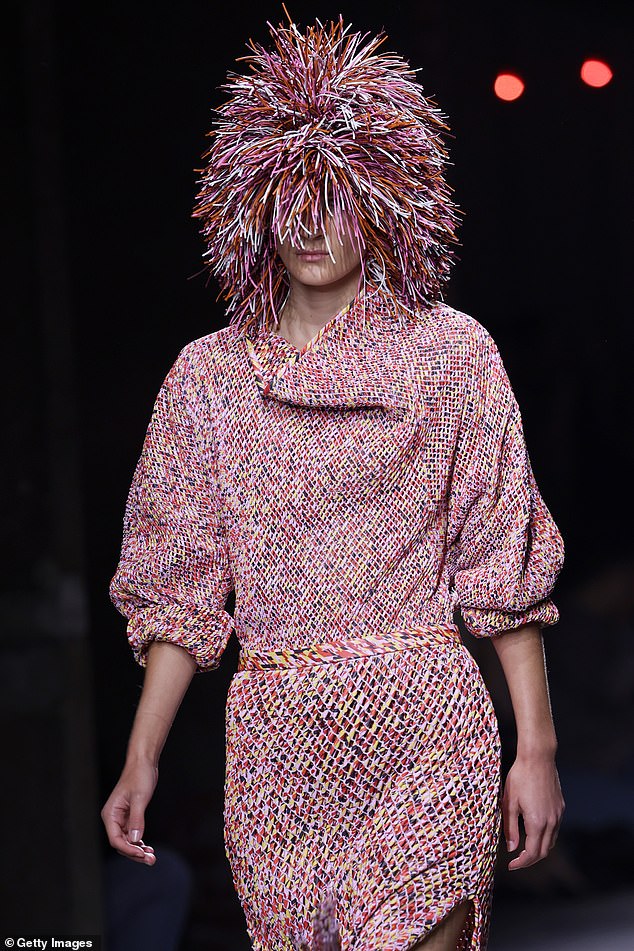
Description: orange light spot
xmin=494 ymin=73 xmax=525 ymax=101
xmin=581 ymin=59 xmax=613 ymax=87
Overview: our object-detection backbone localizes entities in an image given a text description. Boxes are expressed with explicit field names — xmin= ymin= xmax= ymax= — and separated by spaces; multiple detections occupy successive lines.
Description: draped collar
xmin=237 ymin=286 xmax=439 ymax=500
xmin=240 ymin=284 xmax=430 ymax=415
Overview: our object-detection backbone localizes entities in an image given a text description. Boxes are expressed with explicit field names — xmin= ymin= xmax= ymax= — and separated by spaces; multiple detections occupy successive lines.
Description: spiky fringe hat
xmin=192 ymin=5 xmax=462 ymax=336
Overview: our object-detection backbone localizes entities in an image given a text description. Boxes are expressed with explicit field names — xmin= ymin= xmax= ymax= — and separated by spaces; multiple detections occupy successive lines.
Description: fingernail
xmin=507 ymin=840 xmax=516 ymax=851
xmin=129 ymin=829 xmax=141 ymax=843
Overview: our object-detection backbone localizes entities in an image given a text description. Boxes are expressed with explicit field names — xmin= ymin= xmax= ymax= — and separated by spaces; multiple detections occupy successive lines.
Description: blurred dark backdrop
xmin=3 ymin=0 xmax=633 ymax=948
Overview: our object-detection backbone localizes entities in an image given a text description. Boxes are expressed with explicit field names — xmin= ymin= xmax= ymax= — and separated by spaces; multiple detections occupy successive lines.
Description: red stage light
xmin=581 ymin=59 xmax=613 ymax=87
xmin=494 ymin=73 xmax=525 ymax=101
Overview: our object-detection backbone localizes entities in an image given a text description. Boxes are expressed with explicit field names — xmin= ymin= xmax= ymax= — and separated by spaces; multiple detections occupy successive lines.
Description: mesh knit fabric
xmin=109 ymin=285 xmax=565 ymax=949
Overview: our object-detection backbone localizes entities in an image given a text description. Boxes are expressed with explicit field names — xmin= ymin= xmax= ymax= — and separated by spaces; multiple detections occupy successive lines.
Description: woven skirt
xmin=223 ymin=622 xmax=502 ymax=951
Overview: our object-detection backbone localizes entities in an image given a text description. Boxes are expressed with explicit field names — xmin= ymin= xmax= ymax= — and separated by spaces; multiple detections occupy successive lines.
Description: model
xmin=102 ymin=11 xmax=566 ymax=951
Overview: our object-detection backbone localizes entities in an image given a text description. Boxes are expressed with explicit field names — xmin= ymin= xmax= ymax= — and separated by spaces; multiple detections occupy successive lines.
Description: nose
xmin=304 ymin=226 xmax=324 ymax=240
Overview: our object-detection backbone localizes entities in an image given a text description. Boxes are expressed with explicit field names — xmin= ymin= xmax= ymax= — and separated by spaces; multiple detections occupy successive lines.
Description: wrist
xmin=126 ymin=744 xmax=161 ymax=768
xmin=516 ymin=737 xmax=558 ymax=763
xmin=126 ymin=709 xmax=171 ymax=767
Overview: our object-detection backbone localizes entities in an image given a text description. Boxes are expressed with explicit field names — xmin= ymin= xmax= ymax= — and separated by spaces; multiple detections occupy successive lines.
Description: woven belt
xmin=237 ymin=622 xmax=462 ymax=672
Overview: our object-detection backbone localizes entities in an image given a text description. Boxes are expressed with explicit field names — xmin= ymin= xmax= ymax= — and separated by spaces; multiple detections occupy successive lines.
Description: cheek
xmin=339 ymin=239 xmax=362 ymax=269
xmin=275 ymin=241 xmax=291 ymax=267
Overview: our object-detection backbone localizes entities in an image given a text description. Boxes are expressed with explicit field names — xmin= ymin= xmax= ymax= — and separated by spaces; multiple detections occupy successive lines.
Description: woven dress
xmin=109 ymin=285 xmax=565 ymax=951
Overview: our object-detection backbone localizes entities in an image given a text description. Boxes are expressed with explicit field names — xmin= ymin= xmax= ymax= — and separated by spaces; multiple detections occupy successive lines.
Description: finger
xmin=102 ymin=811 xmax=155 ymax=862
xmin=546 ymin=812 xmax=563 ymax=851
xmin=132 ymin=843 xmax=156 ymax=861
xmin=509 ymin=820 xmax=545 ymax=870
xmin=128 ymin=838 xmax=155 ymax=855
xmin=503 ymin=797 xmax=520 ymax=853
xmin=551 ymin=798 xmax=566 ymax=849
xmin=127 ymin=793 xmax=147 ymax=844
xmin=102 ymin=810 xmax=129 ymax=849
xmin=110 ymin=830 xmax=157 ymax=862
xmin=537 ymin=811 xmax=563 ymax=859
xmin=114 ymin=845 xmax=157 ymax=864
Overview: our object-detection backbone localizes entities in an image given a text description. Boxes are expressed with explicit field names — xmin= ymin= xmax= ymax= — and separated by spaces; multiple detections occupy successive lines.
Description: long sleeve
xmin=447 ymin=324 xmax=565 ymax=638
xmin=109 ymin=345 xmax=235 ymax=672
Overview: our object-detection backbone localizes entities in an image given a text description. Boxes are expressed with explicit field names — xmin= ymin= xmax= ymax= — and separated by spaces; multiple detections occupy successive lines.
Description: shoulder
xmin=149 ymin=326 xmax=241 ymax=423
xmin=427 ymin=304 xmax=520 ymax=418
xmin=175 ymin=324 xmax=238 ymax=370
xmin=164 ymin=324 xmax=240 ymax=387
xmin=406 ymin=301 xmax=503 ymax=372
xmin=403 ymin=302 xmax=519 ymax=419
xmin=417 ymin=301 xmax=497 ymax=351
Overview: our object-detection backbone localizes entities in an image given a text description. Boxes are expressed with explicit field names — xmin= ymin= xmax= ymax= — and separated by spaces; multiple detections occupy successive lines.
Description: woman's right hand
xmin=101 ymin=755 xmax=159 ymax=865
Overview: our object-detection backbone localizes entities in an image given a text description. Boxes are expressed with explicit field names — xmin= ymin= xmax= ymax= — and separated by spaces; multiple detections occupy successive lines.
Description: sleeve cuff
xmin=459 ymin=597 xmax=560 ymax=639
xmin=127 ymin=602 xmax=235 ymax=672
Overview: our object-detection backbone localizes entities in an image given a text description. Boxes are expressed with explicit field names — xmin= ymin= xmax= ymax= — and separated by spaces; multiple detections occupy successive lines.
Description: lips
xmin=296 ymin=250 xmax=328 ymax=257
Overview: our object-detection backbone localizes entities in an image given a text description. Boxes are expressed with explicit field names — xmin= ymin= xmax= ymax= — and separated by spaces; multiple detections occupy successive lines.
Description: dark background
xmin=4 ymin=0 xmax=633 ymax=948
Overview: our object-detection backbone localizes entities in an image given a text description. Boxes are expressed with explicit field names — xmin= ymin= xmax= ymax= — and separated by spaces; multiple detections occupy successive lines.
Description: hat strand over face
xmin=192 ymin=4 xmax=463 ymax=335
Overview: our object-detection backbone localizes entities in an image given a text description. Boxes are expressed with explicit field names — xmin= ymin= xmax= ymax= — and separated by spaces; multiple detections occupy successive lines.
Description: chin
xmin=304 ymin=276 xmax=351 ymax=290
xmin=291 ymin=266 xmax=337 ymax=284
xmin=283 ymin=252 xmax=361 ymax=286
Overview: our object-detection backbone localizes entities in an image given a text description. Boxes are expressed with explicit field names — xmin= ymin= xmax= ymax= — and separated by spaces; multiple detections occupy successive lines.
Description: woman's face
xmin=274 ymin=208 xmax=363 ymax=288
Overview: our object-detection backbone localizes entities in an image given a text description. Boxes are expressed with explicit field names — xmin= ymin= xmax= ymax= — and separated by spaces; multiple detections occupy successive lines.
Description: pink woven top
xmin=109 ymin=286 xmax=565 ymax=672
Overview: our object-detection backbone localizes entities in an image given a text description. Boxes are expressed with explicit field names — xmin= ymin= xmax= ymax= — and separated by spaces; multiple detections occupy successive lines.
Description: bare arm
xmin=127 ymin=641 xmax=197 ymax=764
xmin=101 ymin=641 xmax=197 ymax=864
xmin=491 ymin=622 xmax=565 ymax=871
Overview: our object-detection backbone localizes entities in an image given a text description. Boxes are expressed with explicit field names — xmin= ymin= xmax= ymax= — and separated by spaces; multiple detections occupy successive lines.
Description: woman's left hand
xmin=502 ymin=752 xmax=565 ymax=870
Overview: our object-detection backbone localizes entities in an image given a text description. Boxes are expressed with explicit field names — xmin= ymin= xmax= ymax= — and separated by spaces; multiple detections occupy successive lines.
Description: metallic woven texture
xmin=227 ymin=622 xmax=500 ymax=950
xmin=236 ymin=622 xmax=460 ymax=671
xmin=109 ymin=284 xmax=565 ymax=949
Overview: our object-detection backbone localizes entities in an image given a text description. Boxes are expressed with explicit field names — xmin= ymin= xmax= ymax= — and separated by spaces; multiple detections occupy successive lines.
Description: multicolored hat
xmin=192 ymin=5 xmax=462 ymax=335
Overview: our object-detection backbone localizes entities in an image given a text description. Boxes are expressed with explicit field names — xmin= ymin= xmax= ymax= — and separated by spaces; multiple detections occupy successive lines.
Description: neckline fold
xmin=240 ymin=284 xmax=435 ymax=411
xmin=268 ymin=294 xmax=358 ymax=357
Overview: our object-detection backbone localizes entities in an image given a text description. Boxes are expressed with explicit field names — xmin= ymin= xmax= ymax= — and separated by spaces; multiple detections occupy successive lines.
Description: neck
xmin=278 ymin=267 xmax=363 ymax=337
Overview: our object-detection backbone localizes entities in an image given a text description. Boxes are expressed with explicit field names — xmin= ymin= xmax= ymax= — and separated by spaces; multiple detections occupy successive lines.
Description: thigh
xmin=409 ymin=898 xmax=473 ymax=950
